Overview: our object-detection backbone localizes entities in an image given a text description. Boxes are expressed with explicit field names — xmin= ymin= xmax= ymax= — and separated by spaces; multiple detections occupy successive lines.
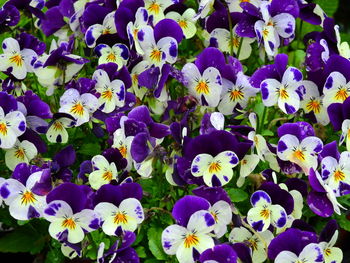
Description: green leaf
xmin=0 ymin=221 xmax=48 ymax=254
xmin=147 ymin=227 xmax=167 ymax=260
xmin=135 ymin=246 xmax=147 ymax=258
xmin=227 ymin=188 xmax=249 ymax=202
xmin=314 ymin=0 xmax=339 ymax=16
xmin=261 ymin=130 xmax=274 ymax=136
xmin=77 ymin=143 xmax=101 ymax=156
xmin=334 ymin=213 xmax=350 ymax=232
xmin=45 ymin=248 xmax=65 ymax=263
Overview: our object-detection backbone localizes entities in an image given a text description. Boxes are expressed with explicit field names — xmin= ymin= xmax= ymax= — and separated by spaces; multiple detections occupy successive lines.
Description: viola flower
xmin=46 ymin=113 xmax=76 ymax=144
xmin=321 ymin=151 xmax=350 ymax=196
xmin=94 ymin=198 xmax=144 ymax=235
xmin=208 ymin=200 xmax=232 ymax=238
xmin=130 ymin=61 xmax=150 ymax=100
xmin=0 ymin=4 xmax=20 ymax=28
xmin=319 ymin=220 xmax=343 ymax=263
xmin=44 ymin=200 xmax=100 ymax=244
xmin=94 ymin=43 xmax=129 ymax=68
xmin=254 ymin=2 xmax=296 ymax=56
xmin=247 ymin=190 xmax=287 ymax=232
xmin=261 ymin=66 xmax=304 ymax=114
xmin=300 ymin=80 xmax=329 ymax=125
xmin=127 ymin=7 xmax=150 ymax=55
xmin=92 ymin=69 xmax=126 ymax=113
xmin=5 ymin=140 xmax=37 ymax=171
xmin=182 ymin=63 xmax=222 ymax=107
xmin=191 ymin=150 xmax=239 ymax=187
xmin=229 ymin=227 xmax=274 ymax=263
xmin=85 ymin=11 xmax=117 ymax=48
xmin=218 ymin=71 xmax=258 ymax=114
xmin=307 ymin=168 xmax=346 ymax=217
xmin=112 ymin=128 xmax=134 ymax=171
xmin=0 ymin=106 xmax=26 ymax=149
xmin=200 ymin=244 xmax=238 ymax=263
xmin=0 ymin=37 xmax=37 ymax=80
xmin=323 ymin=71 xmax=350 ymax=108
xmin=89 ymin=155 xmax=118 ymax=190
xmin=162 ymin=210 xmax=215 ymax=263
xmin=137 ymin=26 xmax=178 ymax=67
xmin=59 ymin=88 xmax=98 ymax=126
xmin=275 ymin=243 xmax=324 ymax=263
xmin=237 ymin=154 xmax=260 ymax=187
xmin=166 ymin=9 xmax=197 ymax=39
xmin=226 ymin=0 xmax=260 ymax=12
xmin=194 ymin=0 xmax=215 ymax=20
xmin=277 ymin=134 xmax=323 ymax=174
xmin=0 ymin=169 xmax=48 ymax=220
xmin=144 ymin=0 xmax=177 ymax=24
xmin=210 ymin=26 xmax=255 ymax=60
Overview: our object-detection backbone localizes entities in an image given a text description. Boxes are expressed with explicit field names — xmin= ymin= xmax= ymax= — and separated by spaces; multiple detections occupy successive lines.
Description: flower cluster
xmin=0 ymin=0 xmax=349 ymax=262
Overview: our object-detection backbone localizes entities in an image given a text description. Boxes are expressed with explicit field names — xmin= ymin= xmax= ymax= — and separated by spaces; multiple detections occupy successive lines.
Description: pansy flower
xmin=0 ymin=37 xmax=37 ymax=80
xmin=112 ymin=128 xmax=134 ymax=171
xmin=85 ymin=11 xmax=117 ymax=48
xmin=137 ymin=26 xmax=178 ymax=67
xmin=318 ymin=220 xmax=343 ymax=263
xmin=44 ymin=183 xmax=100 ymax=244
xmin=166 ymin=9 xmax=197 ymax=39
xmin=300 ymin=80 xmax=329 ymax=125
xmin=144 ymin=0 xmax=178 ymax=24
xmin=130 ymin=61 xmax=150 ymax=100
xmin=182 ymin=63 xmax=222 ymax=107
xmin=277 ymin=134 xmax=323 ymax=174
xmin=323 ymin=71 xmax=350 ymax=108
xmin=210 ymin=26 xmax=255 ymax=60
xmin=191 ymin=150 xmax=239 ymax=187
xmin=218 ymin=71 xmax=258 ymax=114
xmin=127 ymin=7 xmax=150 ymax=54
xmin=0 ymin=4 xmax=20 ymax=28
xmin=92 ymin=69 xmax=126 ymax=113
xmin=200 ymin=244 xmax=238 ymax=263
xmin=89 ymin=155 xmax=118 ymax=190
xmin=94 ymin=43 xmax=129 ymax=68
xmin=275 ymin=243 xmax=324 ymax=263
xmin=5 ymin=140 xmax=37 ymax=171
xmin=162 ymin=210 xmax=215 ymax=263
xmin=254 ymin=1 xmax=296 ymax=56
xmin=261 ymin=66 xmax=304 ymax=114
xmin=59 ymin=88 xmax=98 ymax=126
xmin=194 ymin=0 xmax=215 ymax=20
xmin=230 ymin=226 xmax=274 ymax=263
xmin=46 ymin=113 xmax=76 ymax=144
xmin=0 ymin=106 xmax=26 ymax=149
xmin=0 ymin=168 xmax=48 ymax=220
xmin=247 ymin=190 xmax=287 ymax=232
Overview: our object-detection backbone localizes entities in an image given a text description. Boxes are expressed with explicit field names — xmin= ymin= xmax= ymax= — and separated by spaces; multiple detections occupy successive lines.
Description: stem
xmin=236 ymin=37 xmax=243 ymax=60
xmin=241 ymin=219 xmax=268 ymax=250
xmin=257 ymin=105 xmax=267 ymax=134
xmin=146 ymin=207 xmax=172 ymax=217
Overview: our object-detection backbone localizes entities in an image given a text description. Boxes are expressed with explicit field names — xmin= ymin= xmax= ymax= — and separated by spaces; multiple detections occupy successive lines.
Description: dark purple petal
xmin=149 ymin=122 xmax=170 ymax=139
xmin=102 ymin=148 xmax=127 ymax=171
xmin=128 ymin=105 xmax=153 ymax=125
xmin=319 ymin=219 xmax=338 ymax=243
xmin=195 ymin=47 xmax=226 ymax=74
xmin=285 ymin=178 xmax=308 ymax=197
xmin=270 ymin=0 xmax=299 ymax=17
xmin=307 ymin=191 xmax=334 ymax=217
xmin=192 ymin=186 xmax=231 ymax=205
xmin=12 ymin=163 xmax=41 ymax=185
xmin=138 ymin=67 xmax=160 ymax=89
xmin=31 ymin=169 xmax=52 ymax=196
xmin=172 ymin=195 xmax=210 ymax=226
xmin=260 ymin=182 xmax=294 ymax=214
xmin=309 ymin=168 xmax=326 ymax=193
xmin=53 ymin=145 xmax=76 ymax=168
xmin=327 ymin=103 xmax=343 ymax=131
xmin=40 ymin=6 xmax=65 ymax=36
xmin=130 ymin=132 xmax=151 ymax=163
xmin=154 ymin=19 xmax=183 ymax=43
xmin=232 ymin=243 xmax=252 ymax=263
xmin=114 ymin=7 xmax=133 ymax=40
xmin=200 ymin=244 xmax=237 ymax=263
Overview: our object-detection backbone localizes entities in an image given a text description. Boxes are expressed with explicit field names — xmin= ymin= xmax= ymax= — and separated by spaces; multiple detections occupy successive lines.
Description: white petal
xmin=162 ymin=224 xmax=188 ymax=255
xmin=187 ymin=210 xmax=215 ymax=234
xmin=191 ymin=153 xmax=213 ymax=177
xmin=119 ymin=198 xmax=144 ymax=224
xmin=275 ymin=251 xmax=298 ymax=263
xmin=261 ymin=79 xmax=280 ymax=106
xmin=273 ymin=13 xmax=295 ymax=39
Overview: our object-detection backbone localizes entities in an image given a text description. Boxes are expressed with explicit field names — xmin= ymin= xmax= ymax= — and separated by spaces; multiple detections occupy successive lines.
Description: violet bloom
xmin=318 ymin=220 xmax=343 ymax=263
xmin=0 ymin=37 xmax=37 ymax=80
xmin=4 ymin=139 xmax=37 ymax=171
xmin=95 ymin=43 xmax=129 ymax=68
xmin=88 ymin=155 xmax=118 ymax=190
xmin=323 ymin=71 xmax=350 ymax=108
xmin=161 ymin=196 xmax=216 ymax=263
xmin=200 ymin=244 xmax=238 ymax=263
xmin=0 ymin=4 xmax=20 ymax=28
xmin=46 ymin=113 xmax=76 ymax=144
xmin=44 ymin=183 xmax=100 ymax=244
xmin=0 ymin=165 xmax=49 ymax=220
xmin=127 ymin=7 xmax=150 ymax=54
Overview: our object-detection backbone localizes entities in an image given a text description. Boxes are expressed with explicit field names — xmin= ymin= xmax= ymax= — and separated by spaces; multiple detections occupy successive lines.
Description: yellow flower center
xmin=324 ymin=248 xmax=332 ymax=257
xmin=334 ymin=170 xmax=345 ymax=182
xmin=101 ymin=90 xmax=113 ymax=101
xmin=62 ymin=218 xmax=76 ymax=230
xmin=118 ymin=146 xmax=127 ymax=158
xmin=133 ymin=28 xmax=139 ymax=38
xmin=211 ymin=211 xmax=219 ymax=222
xmin=178 ymin=20 xmax=188 ymax=29
xmin=53 ymin=121 xmax=64 ymax=131
xmin=231 ymin=37 xmax=240 ymax=48
xmin=0 ymin=122 xmax=8 ymax=136
xmin=102 ymin=170 xmax=113 ymax=181
xmin=106 ymin=52 xmax=116 ymax=62
xmin=150 ymin=49 xmax=162 ymax=62
xmin=260 ymin=208 xmax=270 ymax=220
xmin=184 ymin=233 xmax=199 ymax=248
xmin=114 ymin=212 xmax=128 ymax=224
xmin=247 ymin=238 xmax=258 ymax=251
xmin=293 ymin=149 xmax=305 ymax=161
xmin=21 ymin=191 xmax=36 ymax=205
xmin=195 ymin=81 xmax=210 ymax=95
xmin=208 ymin=162 xmax=221 ymax=173
xmin=306 ymin=100 xmax=321 ymax=114
xmin=9 ymin=53 xmax=23 ymax=67
xmin=102 ymin=29 xmax=111 ymax=35
xmin=335 ymin=88 xmax=348 ymax=101
xmin=229 ymin=89 xmax=244 ymax=101
xmin=279 ymin=88 xmax=289 ymax=99
xmin=240 ymin=0 xmax=250 ymax=2
xmin=262 ymin=28 xmax=269 ymax=37
xmin=14 ymin=148 xmax=25 ymax=160
xmin=148 ymin=2 xmax=160 ymax=14
xmin=70 ymin=102 xmax=85 ymax=116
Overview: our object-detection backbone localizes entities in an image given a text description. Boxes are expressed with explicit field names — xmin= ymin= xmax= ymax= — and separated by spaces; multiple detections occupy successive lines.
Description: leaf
xmin=227 ymin=188 xmax=249 ymax=202
xmin=314 ymin=0 xmax=339 ymax=16
xmin=147 ymin=227 xmax=167 ymax=260
xmin=77 ymin=143 xmax=101 ymax=156
xmin=135 ymin=246 xmax=147 ymax=258
xmin=0 ymin=220 xmax=48 ymax=254
xmin=45 ymin=248 xmax=65 ymax=263
xmin=334 ymin=213 xmax=350 ymax=232
xmin=261 ymin=130 xmax=274 ymax=136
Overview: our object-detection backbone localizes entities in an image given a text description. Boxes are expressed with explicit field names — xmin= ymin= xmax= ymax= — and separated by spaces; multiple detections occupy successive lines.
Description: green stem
xmin=257 ymin=105 xmax=267 ymax=134
xmin=236 ymin=37 xmax=243 ymax=60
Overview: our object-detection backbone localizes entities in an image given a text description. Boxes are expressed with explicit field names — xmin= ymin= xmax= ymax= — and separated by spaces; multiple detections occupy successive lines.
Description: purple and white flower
xmin=89 ymin=155 xmax=118 ymax=190
xmin=275 ymin=243 xmax=324 ymax=263
xmin=94 ymin=43 xmax=129 ymax=68
xmin=5 ymin=140 xmax=37 ymax=171
xmin=0 ymin=106 xmax=26 ymax=149
xmin=323 ymin=71 xmax=350 ymax=108
xmin=166 ymin=9 xmax=197 ymax=39
xmin=46 ymin=113 xmax=76 ymax=144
